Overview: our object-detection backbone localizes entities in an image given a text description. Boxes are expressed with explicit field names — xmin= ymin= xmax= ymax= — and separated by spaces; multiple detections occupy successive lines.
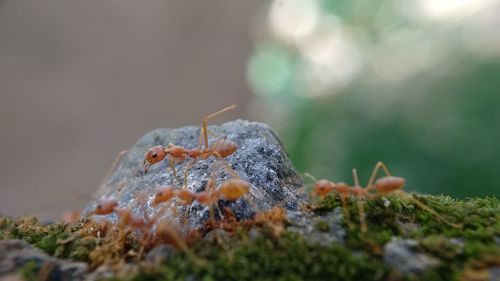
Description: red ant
xmin=306 ymin=161 xmax=462 ymax=233
xmin=151 ymin=171 xmax=251 ymax=221
xmin=152 ymin=186 xmax=176 ymax=207
xmin=91 ymin=198 xmax=152 ymax=236
xmin=91 ymin=198 xmax=119 ymax=215
xmin=90 ymin=197 xmax=207 ymax=265
xmin=143 ymin=105 xmax=238 ymax=188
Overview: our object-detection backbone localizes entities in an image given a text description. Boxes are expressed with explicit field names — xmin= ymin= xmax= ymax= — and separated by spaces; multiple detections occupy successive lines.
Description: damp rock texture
xmin=0 ymin=240 xmax=87 ymax=281
xmin=287 ymin=208 xmax=346 ymax=246
xmin=383 ymin=238 xmax=440 ymax=274
xmin=84 ymin=120 xmax=305 ymax=230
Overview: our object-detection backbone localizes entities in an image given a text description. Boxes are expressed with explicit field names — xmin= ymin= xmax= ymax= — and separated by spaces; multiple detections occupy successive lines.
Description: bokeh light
xmin=417 ymin=0 xmax=495 ymax=21
xmin=247 ymin=0 xmax=500 ymax=198
xmin=247 ymin=44 xmax=294 ymax=97
xmin=269 ymin=0 xmax=320 ymax=43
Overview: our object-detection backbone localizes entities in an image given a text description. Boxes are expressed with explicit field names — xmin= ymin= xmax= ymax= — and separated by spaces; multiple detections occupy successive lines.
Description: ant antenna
xmin=303 ymin=172 xmax=318 ymax=183
xmin=99 ymin=150 xmax=129 ymax=189
xmin=352 ymin=169 xmax=360 ymax=187
xmin=199 ymin=104 xmax=236 ymax=150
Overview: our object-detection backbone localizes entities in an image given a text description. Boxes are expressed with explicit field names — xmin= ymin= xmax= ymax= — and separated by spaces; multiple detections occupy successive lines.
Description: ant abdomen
xmin=375 ymin=176 xmax=406 ymax=194
xmin=218 ymin=178 xmax=250 ymax=201
xmin=212 ymin=139 xmax=237 ymax=158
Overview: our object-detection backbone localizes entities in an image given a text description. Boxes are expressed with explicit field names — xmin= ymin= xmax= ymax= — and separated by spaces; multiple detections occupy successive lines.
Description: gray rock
xmin=491 ymin=267 xmax=500 ymax=281
xmin=449 ymin=238 xmax=466 ymax=254
xmin=247 ymin=228 xmax=262 ymax=241
xmin=145 ymin=245 xmax=175 ymax=264
xmin=384 ymin=238 xmax=440 ymax=274
xmin=396 ymin=220 xmax=419 ymax=236
xmin=287 ymin=207 xmax=346 ymax=246
xmin=83 ymin=265 xmax=114 ymax=281
xmin=0 ymin=240 xmax=87 ymax=281
xmin=84 ymin=120 xmax=305 ymax=231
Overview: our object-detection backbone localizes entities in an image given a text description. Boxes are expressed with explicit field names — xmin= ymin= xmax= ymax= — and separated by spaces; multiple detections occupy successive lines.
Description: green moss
xmin=19 ymin=261 xmax=37 ymax=281
xmin=1 ymin=195 xmax=499 ymax=281
xmin=313 ymin=220 xmax=330 ymax=232
xmin=121 ymin=233 xmax=389 ymax=281
xmin=0 ymin=217 xmax=96 ymax=261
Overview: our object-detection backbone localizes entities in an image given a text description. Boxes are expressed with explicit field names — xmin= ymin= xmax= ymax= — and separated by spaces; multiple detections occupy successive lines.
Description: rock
xmin=287 ymin=207 xmax=346 ymax=246
xmin=383 ymin=238 xmax=440 ymax=274
xmin=84 ymin=265 xmax=114 ymax=281
xmin=396 ymin=221 xmax=419 ymax=236
xmin=490 ymin=267 xmax=500 ymax=281
xmin=0 ymin=240 xmax=87 ymax=281
xmin=84 ymin=120 xmax=305 ymax=231
xmin=449 ymin=238 xmax=465 ymax=254
xmin=247 ymin=228 xmax=262 ymax=241
xmin=145 ymin=245 xmax=175 ymax=264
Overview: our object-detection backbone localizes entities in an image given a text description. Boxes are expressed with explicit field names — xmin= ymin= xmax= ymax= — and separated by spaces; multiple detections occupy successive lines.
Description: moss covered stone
xmin=0 ymin=195 xmax=498 ymax=281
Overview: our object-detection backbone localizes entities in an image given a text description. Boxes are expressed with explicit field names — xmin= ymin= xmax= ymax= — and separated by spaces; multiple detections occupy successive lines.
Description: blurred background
xmin=1 ymin=0 xmax=499 ymax=219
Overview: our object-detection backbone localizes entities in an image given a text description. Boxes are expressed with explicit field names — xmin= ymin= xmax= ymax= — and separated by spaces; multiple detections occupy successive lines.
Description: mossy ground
xmin=1 ymin=195 xmax=499 ymax=281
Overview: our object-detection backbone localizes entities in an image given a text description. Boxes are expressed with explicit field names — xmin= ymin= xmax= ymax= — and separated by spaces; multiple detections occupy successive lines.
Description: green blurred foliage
xmin=250 ymin=0 xmax=500 ymax=197
xmin=279 ymin=63 xmax=500 ymax=197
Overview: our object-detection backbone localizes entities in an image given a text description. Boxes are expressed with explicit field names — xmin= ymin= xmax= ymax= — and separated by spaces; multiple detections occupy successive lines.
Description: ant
xmin=90 ymin=197 xmax=207 ymax=265
xmin=151 ymin=171 xmax=251 ymax=222
xmin=91 ymin=197 xmax=119 ymax=216
xmin=306 ymin=161 xmax=462 ymax=233
xmin=91 ymin=198 xmax=153 ymax=237
xmin=195 ymin=172 xmax=251 ymax=222
xmin=152 ymin=186 xmax=176 ymax=207
xmin=143 ymin=104 xmax=238 ymax=188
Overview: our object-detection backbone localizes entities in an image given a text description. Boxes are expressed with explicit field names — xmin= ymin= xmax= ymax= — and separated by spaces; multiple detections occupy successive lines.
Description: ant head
xmin=94 ymin=198 xmax=118 ymax=215
xmin=312 ymin=180 xmax=335 ymax=197
xmin=143 ymin=145 xmax=166 ymax=173
xmin=153 ymin=186 xmax=175 ymax=207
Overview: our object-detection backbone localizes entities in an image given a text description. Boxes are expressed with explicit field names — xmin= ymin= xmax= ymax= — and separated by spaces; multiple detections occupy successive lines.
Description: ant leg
xmin=167 ymin=222 xmax=207 ymax=266
xmin=196 ymin=127 xmax=204 ymax=151
xmin=303 ymin=172 xmax=318 ymax=182
xmin=207 ymin=204 xmax=216 ymax=222
xmin=200 ymin=105 xmax=236 ymax=150
xmin=340 ymin=195 xmax=354 ymax=231
xmin=207 ymin=129 xmax=222 ymax=140
xmin=168 ymin=156 xmax=182 ymax=184
xmin=211 ymin=152 xmax=240 ymax=179
xmin=99 ymin=150 xmax=129 ymax=188
xmin=356 ymin=199 xmax=367 ymax=233
xmin=197 ymin=129 xmax=222 ymax=151
xmin=118 ymin=225 xmax=129 ymax=246
xmin=215 ymin=203 xmax=225 ymax=220
xmin=296 ymin=173 xmax=318 ymax=194
xmin=395 ymin=190 xmax=462 ymax=228
xmin=183 ymin=159 xmax=198 ymax=188
xmin=352 ymin=169 xmax=361 ymax=187
xmin=366 ymin=162 xmax=393 ymax=190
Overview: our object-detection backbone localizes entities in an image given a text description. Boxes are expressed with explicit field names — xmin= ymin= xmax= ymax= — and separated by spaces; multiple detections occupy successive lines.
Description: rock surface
xmin=0 ymin=240 xmax=87 ymax=281
xmin=383 ymin=238 xmax=440 ymax=274
xmin=287 ymin=207 xmax=346 ymax=246
xmin=84 ymin=120 xmax=305 ymax=230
